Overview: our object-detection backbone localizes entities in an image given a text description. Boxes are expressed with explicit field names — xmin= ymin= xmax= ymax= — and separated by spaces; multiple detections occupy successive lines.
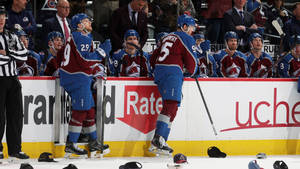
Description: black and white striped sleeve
xmin=8 ymin=34 xmax=28 ymax=61
xmin=0 ymin=54 xmax=10 ymax=65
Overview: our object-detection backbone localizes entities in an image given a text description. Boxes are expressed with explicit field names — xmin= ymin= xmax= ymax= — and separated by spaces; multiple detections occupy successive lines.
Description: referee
xmin=0 ymin=6 xmax=29 ymax=159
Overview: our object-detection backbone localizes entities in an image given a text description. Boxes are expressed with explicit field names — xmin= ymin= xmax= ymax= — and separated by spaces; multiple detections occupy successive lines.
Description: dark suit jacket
xmin=43 ymin=16 xmax=71 ymax=48
xmin=110 ymin=5 xmax=148 ymax=52
xmin=223 ymin=8 xmax=258 ymax=44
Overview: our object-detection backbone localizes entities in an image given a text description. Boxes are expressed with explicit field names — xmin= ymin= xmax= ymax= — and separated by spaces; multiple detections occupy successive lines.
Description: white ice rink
xmin=1 ymin=155 xmax=300 ymax=169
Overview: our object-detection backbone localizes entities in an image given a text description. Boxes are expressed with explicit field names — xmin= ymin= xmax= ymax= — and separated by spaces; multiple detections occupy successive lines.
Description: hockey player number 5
xmin=61 ymin=43 xmax=71 ymax=67
xmin=158 ymin=42 xmax=173 ymax=62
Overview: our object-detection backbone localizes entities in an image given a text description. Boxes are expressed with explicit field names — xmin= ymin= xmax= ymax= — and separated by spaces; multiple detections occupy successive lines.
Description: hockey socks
xmin=155 ymin=114 xmax=171 ymax=141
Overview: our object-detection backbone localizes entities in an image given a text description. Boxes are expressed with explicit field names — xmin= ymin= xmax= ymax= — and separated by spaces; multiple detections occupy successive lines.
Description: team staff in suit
xmin=110 ymin=0 xmax=148 ymax=53
xmin=43 ymin=0 xmax=71 ymax=49
xmin=6 ymin=0 xmax=37 ymax=50
xmin=0 ymin=6 xmax=30 ymax=159
xmin=223 ymin=0 xmax=258 ymax=52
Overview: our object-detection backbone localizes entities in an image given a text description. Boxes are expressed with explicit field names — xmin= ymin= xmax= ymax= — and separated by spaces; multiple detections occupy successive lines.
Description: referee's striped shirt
xmin=0 ymin=29 xmax=27 ymax=76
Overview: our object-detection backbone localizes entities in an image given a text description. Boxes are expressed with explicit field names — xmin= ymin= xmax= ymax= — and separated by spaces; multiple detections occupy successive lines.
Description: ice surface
xmin=1 ymin=155 xmax=300 ymax=169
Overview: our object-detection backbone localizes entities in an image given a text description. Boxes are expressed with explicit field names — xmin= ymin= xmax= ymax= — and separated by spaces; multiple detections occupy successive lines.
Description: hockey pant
xmin=68 ymin=108 xmax=97 ymax=143
xmin=155 ymin=100 xmax=178 ymax=141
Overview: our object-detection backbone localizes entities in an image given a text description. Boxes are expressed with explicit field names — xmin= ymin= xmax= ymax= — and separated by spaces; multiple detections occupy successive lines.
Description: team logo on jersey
xmin=117 ymin=85 xmax=162 ymax=134
xmin=23 ymin=17 xmax=29 ymax=22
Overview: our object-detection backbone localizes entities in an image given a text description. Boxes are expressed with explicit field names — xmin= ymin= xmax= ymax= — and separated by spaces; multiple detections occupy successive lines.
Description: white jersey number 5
xmin=158 ymin=42 xmax=173 ymax=62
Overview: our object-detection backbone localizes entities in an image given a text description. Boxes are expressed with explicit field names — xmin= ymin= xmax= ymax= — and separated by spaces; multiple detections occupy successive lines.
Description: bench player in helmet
xmin=15 ymin=30 xmax=40 ymax=76
xmin=149 ymin=14 xmax=198 ymax=155
xmin=278 ymin=35 xmax=300 ymax=77
xmin=193 ymin=33 xmax=217 ymax=77
xmin=213 ymin=31 xmax=248 ymax=77
xmin=110 ymin=29 xmax=150 ymax=77
xmin=57 ymin=13 xmax=109 ymax=157
xmin=245 ymin=33 xmax=273 ymax=78
xmin=41 ymin=31 xmax=64 ymax=76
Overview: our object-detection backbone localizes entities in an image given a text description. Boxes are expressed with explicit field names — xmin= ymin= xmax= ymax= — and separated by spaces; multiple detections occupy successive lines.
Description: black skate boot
xmin=149 ymin=134 xmax=173 ymax=156
xmin=88 ymin=140 xmax=110 ymax=157
xmin=64 ymin=142 xmax=88 ymax=158
xmin=9 ymin=152 xmax=29 ymax=159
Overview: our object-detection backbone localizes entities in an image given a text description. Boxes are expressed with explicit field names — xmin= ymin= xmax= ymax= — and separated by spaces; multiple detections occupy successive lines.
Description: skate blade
xmin=149 ymin=146 xmax=172 ymax=157
xmin=89 ymin=148 xmax=110 ymax=158
xmin=64 ymin=152 xmax=88 ymax=159
xmin=7 ymin=157 xmax=29 ymax=163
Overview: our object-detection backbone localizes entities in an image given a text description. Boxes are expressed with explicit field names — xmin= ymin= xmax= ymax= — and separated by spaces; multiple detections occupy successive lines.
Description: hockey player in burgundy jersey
xmin=245 ymin=33 xmax=273 ymax=78
xmin=15 ymin=30 xmax=40 ymax=76
xmin=278 ymin=35 xmax=300 ymax=77
xmin=57 ymin=13 xmax=109 ymax=157
xmin=213 ymin=31 xmax=248 ymax=77
xmin=110 ymin=29 xmax=150 ymax=77
xmin=41 ymin=31 xmax=64 ymax=76
xmin=193 ymin=33 xmax=217 ymax=77
xmin=149 ymin=14 xmax=198 ymax=155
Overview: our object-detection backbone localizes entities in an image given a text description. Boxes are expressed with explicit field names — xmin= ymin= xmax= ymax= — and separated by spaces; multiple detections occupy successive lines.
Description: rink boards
xmin=2 ymin=77 xmax=300 ymax=158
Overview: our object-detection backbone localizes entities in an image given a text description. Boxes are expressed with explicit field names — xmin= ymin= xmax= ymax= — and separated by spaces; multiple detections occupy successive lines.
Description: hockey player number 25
xmin=61 ymin=43 xmax=71 ymax=67
xmin=158 ymin=42 xmax=173 ymax=62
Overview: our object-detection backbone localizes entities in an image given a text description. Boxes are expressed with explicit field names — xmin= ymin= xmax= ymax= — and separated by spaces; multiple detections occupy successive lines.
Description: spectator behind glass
xmin=110 ymin=0 xmax=148 ymax=53
xmin=69 ymin=0 xmax=86 ymax=18
xmin=39 ymin=31 xmax=64 ymax=76
xmin=15 ymin=30 xmax=41 ymax=76
xmin=6 ymin=0 xmax=37 ymax=50
xmin=201 ymin=0 xmax=232 ymax=44
xmin=42 ymin=0 xmax=71 ymax=50
xmin=179 ymin=0 xmax=196 ymax=18
xmin=223 ymin=0 xmax=258 ymax=52
xmin=150 ymin=0 xmax=178 ymax=34
xmin=265 ymin=0 xmax=290 ymax=45
xmin=283 ymin=2 xmax=300 ymax=52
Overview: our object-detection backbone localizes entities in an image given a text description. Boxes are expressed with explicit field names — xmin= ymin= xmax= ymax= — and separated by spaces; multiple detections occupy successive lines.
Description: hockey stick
xmin=265 ymin=19 xmax=286 ymax=77
xmin=194 ymin=77 xmax=217 ymax=135
xmin=96 ymin=78 xmax=105 ymax=157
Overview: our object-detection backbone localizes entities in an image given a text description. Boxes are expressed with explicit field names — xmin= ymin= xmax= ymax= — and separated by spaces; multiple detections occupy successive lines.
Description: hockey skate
xmin=149 ymin=134 xmax=173 ymax=156
xmin=64 ymin=142 xmax=88 ymax=159
xmin=88 ymin=140 xmax=110 ymax=158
